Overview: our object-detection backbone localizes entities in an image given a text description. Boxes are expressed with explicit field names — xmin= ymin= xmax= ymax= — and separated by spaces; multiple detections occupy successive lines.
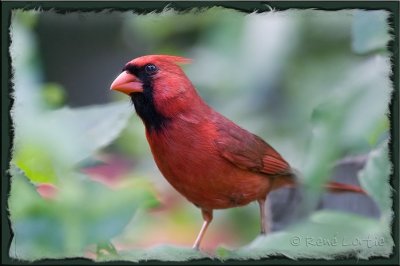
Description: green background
xmin=2 ymin=3 xmax=398 ymax=264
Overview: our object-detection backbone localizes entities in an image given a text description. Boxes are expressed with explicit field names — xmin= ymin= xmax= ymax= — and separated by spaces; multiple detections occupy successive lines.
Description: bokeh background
xmin=9 ymin=7 xmax=393 ymax=261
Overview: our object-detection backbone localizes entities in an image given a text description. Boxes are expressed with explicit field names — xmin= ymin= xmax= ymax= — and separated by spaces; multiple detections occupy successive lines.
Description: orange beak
xmin=110 ymin=71 xmax=143 ymax=95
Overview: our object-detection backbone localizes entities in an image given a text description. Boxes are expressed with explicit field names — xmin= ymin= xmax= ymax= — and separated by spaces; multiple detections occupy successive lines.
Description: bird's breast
xmin=145 ymin=118 xmax=270 ymax=209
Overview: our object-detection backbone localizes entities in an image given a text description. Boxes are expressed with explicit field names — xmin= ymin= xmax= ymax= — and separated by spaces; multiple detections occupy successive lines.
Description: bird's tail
xmin=324 ymin=181 xmax=366 ymax=194
xmin=290 ymin=168 xmax=366 ymax=194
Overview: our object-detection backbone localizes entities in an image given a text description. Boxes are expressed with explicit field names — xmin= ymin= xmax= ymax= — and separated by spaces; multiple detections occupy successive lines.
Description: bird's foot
xmin=192 ymin=244 xmax=200 ymax=251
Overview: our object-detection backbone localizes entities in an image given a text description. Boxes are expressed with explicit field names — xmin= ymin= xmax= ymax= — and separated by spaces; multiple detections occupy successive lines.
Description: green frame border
xmin=1 ymin=1 xmax=399 ymax=265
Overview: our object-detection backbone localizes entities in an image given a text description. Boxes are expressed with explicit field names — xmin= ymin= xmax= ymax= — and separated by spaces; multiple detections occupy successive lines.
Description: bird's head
xmin=111 ymin=55 xmax=195 ymax=103
xmin=110 ymin=55 xmax=201 ymax=130
xmin=111 ymin=55 xmax=192 ymax=92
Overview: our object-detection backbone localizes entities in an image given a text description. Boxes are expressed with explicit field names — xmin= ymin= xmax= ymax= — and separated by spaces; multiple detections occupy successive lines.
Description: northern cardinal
xmin=110 ymin=55 xmax=365 ymax=249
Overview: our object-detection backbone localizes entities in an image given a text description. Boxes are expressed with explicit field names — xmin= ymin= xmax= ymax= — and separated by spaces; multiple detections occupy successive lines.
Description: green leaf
xmin=9 ymin=167 xmax=69 ymax=260
xmin=13 ymin=101 xmax=132 ymax=183
xmin=51 ymin=101 xmax=133 ymax=163
xmin=14 ymin=143 xmax=58 ymax=183
xmin=302 ymin=55 xmax=391 ymax=198
xmin=358 ymin=142 xmax=392 ymax=219
xmin=9 ymin=167 xmax=159 ymax=260
xmin=223 ymin=210 xmax=393 ymax=260
xmin=97 ymin=244 xmax=208 ymax=262
xmin=352 ymin=10 xmax=390 ymax=54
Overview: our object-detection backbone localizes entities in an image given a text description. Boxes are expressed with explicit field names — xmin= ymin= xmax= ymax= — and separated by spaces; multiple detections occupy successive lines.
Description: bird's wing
xmin=214 ymin=117 xmax=292 ymax=176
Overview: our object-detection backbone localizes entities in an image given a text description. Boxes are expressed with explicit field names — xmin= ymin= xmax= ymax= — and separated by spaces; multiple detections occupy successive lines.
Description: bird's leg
xmin=192 ymin=209 xmax=213 ymax=250
xmin=257 ymin=198 xmax=269 ymax=235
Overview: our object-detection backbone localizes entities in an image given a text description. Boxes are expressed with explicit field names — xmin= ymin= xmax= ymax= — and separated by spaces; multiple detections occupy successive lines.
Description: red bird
xmin=110 ymin=55 xmax=364 ymax=249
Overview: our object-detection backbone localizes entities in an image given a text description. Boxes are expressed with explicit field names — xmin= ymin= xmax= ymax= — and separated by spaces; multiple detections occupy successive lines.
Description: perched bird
xmin=110 ymin=55 xmax=364 ymax=249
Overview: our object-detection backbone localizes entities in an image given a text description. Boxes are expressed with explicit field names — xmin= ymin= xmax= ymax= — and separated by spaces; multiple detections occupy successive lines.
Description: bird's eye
xmin=144 ymin=64 xmax=158 ymax=75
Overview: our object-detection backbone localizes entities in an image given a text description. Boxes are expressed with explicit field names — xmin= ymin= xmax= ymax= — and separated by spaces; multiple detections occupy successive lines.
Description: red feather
xmin=111 ymin=55 xmax=367 ymax=249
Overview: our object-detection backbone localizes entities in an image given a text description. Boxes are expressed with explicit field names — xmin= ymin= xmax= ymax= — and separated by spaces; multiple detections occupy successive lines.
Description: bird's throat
xmin=131 ymin=92 xmax=170 ymax=133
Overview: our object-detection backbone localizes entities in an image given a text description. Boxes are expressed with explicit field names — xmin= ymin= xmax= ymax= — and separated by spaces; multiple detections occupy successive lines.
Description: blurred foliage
xmin=9 ymin=167 xmax=158 ymax=260
xmin=98 ymin=245 xmax=208 ymax=262
xmin=41 ymin=83 xmax=66 ymax=109
xmin=8 ymin=7 xmax=393 ymax=261
xmin=226 ymin=210 xmax=392 ymax=260
xmin=9 ymin=10 xmax=159 ymax=260
xmin=352 ymin=10 xmax=391 ymax=54
xmin=14 ymin=102 xmax=133 ymax=183
xmin=358 ymin=142 xmax=392 ymax=222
